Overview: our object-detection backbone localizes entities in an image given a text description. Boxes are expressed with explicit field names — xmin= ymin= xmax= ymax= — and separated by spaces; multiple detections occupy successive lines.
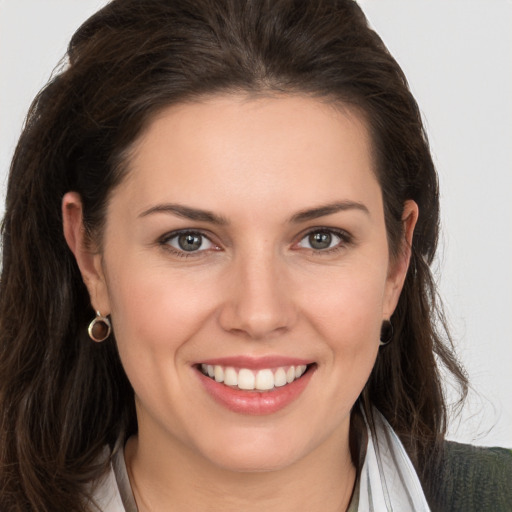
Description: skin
xmin=63 ymin=94 xmax=417 ymax=511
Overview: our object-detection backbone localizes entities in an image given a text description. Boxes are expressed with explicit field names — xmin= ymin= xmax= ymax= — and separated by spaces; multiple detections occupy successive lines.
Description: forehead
xmin=114 ymin=94 xmax=381 ymax=219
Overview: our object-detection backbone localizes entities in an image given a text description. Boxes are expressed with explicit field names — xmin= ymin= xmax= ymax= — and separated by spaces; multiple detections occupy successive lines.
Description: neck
xmin=125 ymin=427 xmax=357 ymax=512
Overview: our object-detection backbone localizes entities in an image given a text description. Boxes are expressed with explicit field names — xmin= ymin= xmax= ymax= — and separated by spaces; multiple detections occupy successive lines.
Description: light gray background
xmin=1 ymin=0 xmax=511 ymax=447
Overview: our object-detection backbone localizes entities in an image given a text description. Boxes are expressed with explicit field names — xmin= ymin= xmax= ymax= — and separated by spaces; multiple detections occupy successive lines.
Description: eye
xmin=296 ymin=229 xmax=349 ymax=251
xmin=163 ymin=231 xmax=215 ymax=253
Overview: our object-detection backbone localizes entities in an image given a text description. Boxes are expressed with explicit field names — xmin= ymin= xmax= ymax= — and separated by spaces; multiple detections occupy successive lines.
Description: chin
xmin=209 ymin=451 xmax=298 ymax=474
xmin=196 ymin=434 xmax=305 ymax=474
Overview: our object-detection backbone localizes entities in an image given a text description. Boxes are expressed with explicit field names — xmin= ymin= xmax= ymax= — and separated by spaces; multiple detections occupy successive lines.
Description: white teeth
xmin=214 ymin=366 xmax=224 ymax=383
xmin=200 ymin=363 xmax=310 ymax=391
xmin=295 ymin=365 xmax=307 ymax=378
xmin=224 ymin=367 xmax=238 ymax=386
xmin=255 ymin=369 xmax=274 ymax=390
xmin=274 ymin=367 xmax=287 ymax=387
xmin=238 ymin=369 xmax=255 ymax=390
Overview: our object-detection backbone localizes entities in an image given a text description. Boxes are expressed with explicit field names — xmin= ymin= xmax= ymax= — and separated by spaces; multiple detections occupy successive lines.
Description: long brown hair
xmin=0 ymin=0 xmax=467 ymax=510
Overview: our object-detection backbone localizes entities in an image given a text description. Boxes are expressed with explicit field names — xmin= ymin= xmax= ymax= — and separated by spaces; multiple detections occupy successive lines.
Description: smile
xmin=200 ymin=364 xmax=308 ymax=391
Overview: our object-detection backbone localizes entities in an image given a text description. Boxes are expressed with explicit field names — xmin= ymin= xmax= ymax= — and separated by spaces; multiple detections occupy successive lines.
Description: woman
xmin=0 ymin=0 xmax=510 ymax=511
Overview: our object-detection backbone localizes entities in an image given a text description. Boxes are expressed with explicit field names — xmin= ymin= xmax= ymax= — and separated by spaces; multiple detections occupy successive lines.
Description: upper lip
xmin=195 ymin=355 xmax=313 ymax=370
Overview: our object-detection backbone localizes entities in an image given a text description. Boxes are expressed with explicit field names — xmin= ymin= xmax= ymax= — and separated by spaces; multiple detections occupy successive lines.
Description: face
xmin=65 ymin=94 xmax=416 ymax=473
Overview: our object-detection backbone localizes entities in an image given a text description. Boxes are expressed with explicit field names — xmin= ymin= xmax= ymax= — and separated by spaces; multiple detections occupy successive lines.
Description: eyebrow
xmin=290 ymin=201 xmax=370 ymax=223
xmin=138 ymin=200 xmax=369 ymax=225
xmin=138 ymin=204 xmax=229 ymax=225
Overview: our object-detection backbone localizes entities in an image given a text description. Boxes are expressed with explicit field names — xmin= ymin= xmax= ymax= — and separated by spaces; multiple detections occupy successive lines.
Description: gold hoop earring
xmin=88 ymin=311 xmax=111 ymax=342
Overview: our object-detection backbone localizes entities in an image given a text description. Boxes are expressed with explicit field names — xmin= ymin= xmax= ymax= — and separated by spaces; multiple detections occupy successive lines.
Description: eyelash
xmin=158 ymin=227 xmax=353 ymax=258
xmin=159 ymin=230 xmax=219 ymax=258
xmin=296 ymin=227 xmax=353 ymax=255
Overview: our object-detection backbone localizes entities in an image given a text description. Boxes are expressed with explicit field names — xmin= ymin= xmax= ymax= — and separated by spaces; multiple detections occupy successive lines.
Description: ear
xmin=62 ymin=192 xmax=111 ymax=315
xmin=382 ymin=199 xmax=419 ymax=318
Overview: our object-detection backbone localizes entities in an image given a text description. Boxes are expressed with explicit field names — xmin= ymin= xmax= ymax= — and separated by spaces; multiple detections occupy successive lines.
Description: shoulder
xmin=431 ymin=441 xmax=512 ymax=512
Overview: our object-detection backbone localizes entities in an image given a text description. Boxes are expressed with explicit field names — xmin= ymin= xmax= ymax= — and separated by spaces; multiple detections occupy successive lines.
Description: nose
xmin=218 ymin=249 xmax=297 ymax=340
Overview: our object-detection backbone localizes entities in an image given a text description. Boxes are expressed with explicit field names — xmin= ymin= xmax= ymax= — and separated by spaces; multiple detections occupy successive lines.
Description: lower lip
xmin=196 ymin=366 xmax=315 ymax=415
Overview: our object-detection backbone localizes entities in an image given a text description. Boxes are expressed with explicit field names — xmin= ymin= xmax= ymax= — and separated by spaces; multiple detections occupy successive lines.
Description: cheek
xmin=105 ymin=258 xmax=219 ymax=360
xmin=298 ymin=261 xmax=387 ymax=396
xmin=103 ymin=259 xmax=224 ymax=426
xmin=301 ymin=264 xmax=388 ymax=345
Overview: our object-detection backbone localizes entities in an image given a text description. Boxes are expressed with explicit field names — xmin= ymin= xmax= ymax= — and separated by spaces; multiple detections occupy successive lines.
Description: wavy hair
xmin=0 ymin=0 xmax=467 ymax=509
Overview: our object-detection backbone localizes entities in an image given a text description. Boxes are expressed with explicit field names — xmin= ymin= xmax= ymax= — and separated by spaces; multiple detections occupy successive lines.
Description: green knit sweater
xmin=427 ymin=441 xmax=512 ymax=511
